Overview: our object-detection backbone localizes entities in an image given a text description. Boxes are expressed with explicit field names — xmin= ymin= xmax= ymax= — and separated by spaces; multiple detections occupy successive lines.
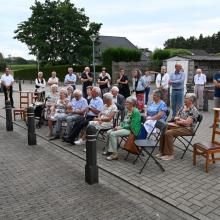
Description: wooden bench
xmin=193 ymin=142 xmax=220 ymax=173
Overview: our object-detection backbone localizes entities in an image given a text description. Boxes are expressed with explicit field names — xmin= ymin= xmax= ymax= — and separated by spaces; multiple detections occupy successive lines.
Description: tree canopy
xmin=14 ymin=0 xmax=102 ymax=65
xmin=164 ymin=31 xmax=220 ymax=54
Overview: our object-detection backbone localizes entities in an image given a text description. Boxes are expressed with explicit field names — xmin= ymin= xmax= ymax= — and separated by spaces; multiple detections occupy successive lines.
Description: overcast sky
xmin=1 ymin=0 xmax=220 ymax=59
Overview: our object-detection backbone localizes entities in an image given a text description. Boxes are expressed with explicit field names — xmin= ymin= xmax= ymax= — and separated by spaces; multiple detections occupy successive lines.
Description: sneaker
xmin=160 ymin=155 xmax=174 ymax=161
xmin=155 ymin=153 xmax=162 ymax=158
xmin=74 ymin=138 xmax=86 ymax=145
xmin=102 ymin=151 xmax=112 ymax=156
xmin=83 ymin=148 xmax=86 ymax=152
xmin=106 ymin=153 xmax=118 ymax=161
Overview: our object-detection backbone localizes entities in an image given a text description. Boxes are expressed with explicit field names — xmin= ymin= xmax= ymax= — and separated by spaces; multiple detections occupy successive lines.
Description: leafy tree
xmin=164 ymin=31 xmax=220 ymax=53
xmin=150 ymin=48 xmax=191 ymax=71
xmin=14 ymin=0 xmax=102 ymax=65
xmin=0 ymin=52 xmax=6 ymax=71
xmin=5 ymin=57 xmax=28 ymax=65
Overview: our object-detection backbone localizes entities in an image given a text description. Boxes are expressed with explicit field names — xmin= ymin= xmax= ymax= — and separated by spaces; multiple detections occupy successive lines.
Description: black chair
xmin=173 ymin=114 xmax=203 ymax=159
xmin=134 ymin=120 xmax=167 ymax=174
xmin=165 ymin=109 xmax=170 ymax=121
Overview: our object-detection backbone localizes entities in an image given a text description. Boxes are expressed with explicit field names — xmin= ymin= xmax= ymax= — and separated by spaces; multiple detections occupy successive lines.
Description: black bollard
xmin=85 ymin=124 xmax=98 ymax=184
xmin=27 ymin=107 xmax=37 ymax=145
xmin=5 ymin=100 xmax=13 ymax=131
xmin=203 ymin=89 xmax=208 ymax=111
xmin=19 ymin=80 xmax=22 ymax=91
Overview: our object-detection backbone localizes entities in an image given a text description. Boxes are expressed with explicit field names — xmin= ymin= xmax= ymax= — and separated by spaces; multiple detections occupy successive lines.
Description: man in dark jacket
xmin=111 ymin=86 xmax=125 ymax=121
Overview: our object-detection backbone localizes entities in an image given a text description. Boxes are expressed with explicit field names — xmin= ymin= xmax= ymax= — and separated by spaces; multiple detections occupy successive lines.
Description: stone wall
xmin=111 ymin=61 xmax=156 ymax=85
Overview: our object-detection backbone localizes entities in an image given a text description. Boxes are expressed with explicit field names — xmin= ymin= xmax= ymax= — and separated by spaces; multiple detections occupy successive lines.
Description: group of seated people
xmin=42 ymin=81 xmax=199 ymax=162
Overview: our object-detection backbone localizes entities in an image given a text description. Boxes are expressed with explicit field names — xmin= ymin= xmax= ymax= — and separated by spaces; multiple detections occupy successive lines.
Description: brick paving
xmin=0 ymin=82 xmax=220 ymax=219
xmin=0 ymin=118 xmax=195 ymax=220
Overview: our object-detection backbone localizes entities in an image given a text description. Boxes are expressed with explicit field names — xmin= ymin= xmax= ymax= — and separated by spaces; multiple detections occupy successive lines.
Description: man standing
xmin=80 ymin=67 xmax=93 ymax=98
xmin=64 ymin=67 xmax=76 ymax=90
xmin=48 ymin=71 xmax=59 ymax=86
xmin=1 ymin=68 xmax=14 ymax=107
xmin=213 ymin=70 xmax=220 ymax=108
xmin=111 ymin=86 xmax=125 ymax=121
xmin=194 ymin=68 xmax=206 ymax=110
xmin=169 ymin=64 xmax=185 ymax=119
xmin=156 ymin=66 xmax=170 ymax=105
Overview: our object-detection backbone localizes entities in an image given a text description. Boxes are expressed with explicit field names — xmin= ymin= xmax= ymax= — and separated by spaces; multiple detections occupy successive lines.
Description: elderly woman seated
xmin=75 ymin=92 xmax=117 ymax=145
xmin=143 ymin=89 xmax=167 ymax=135
xmin=45 ymin=84 xmax=59 ymax=121
xmin=47 ymin=88 xmax=69 ymax=137
xmin=103 ymin=96 xmax=141 ymax=160
xmin=158 ymin=93 xmax=199 ymax=161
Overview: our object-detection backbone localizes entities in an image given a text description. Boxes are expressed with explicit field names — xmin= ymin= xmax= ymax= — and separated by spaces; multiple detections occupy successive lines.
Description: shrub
xmin=13 ymin=65 xmax=102 ymax=81
xmin=102 ymin=47 xmax=141 ymax=75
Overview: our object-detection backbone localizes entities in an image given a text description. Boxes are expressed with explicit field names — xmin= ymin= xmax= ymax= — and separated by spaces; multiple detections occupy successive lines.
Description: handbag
xmin=123 ymin=132 xmax=141 ymax=155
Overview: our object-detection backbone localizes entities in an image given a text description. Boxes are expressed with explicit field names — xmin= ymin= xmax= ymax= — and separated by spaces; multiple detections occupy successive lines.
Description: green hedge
xmin=102 ymin=47 xmax=141 ymax=75
xmin=13 ymin=65 xmax=102 ymax=81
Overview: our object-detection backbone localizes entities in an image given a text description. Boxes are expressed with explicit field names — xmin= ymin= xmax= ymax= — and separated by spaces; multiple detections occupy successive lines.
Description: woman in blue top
xmin=138 ymin=89 xmax=168 ymax=139
xmin=145 ymin=89 xmax=167 ymax=121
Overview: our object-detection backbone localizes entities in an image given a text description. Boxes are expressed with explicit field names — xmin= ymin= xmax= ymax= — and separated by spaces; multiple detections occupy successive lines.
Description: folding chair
xmin=134 ymin=120 xmax=167 ymax=174
xmin=165 ymin=109 xmax=170 ymax=121
xmin=174 ymin=114 xmax=203 ymax=159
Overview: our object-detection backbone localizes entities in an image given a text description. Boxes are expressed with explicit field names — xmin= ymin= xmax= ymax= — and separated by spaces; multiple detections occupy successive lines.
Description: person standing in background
xmin=142 ymin=69 xmax=151 ymax=105
xmin=194 ymin=68 xmax=206 ymax=110
xmin=48 ymin=71 xmax=59 ymax=86
xmin=99 ymin=67 xmax=111 ymax=89
xmin=80 ymin=67 xmax=93 ymax=98
xmin=132 ymin=69 xmax=145 ymax=112
xmin=156 ymin=66 xmax=170 ymax=106
xmin=117 ymin=68 xmax=130 ymax=98
xmin=169 ymin=64 xmax=185 ymax=120
xmin=1 ymin=67 xmax=14 ymax=107
xmin=64 ymin=67 xmax=76 ymax=90
xmin=213 ymin=70 xmax=220 ymax=108
xmin=97 ymin=68 xmax=110 ymax=96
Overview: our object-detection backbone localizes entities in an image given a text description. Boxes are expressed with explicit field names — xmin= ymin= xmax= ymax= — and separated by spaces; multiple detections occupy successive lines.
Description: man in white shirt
xmin=156 ymin=66 xmax=170 ymax=105
xmin=1 ymin=68 xmax=14 ymax=107
xmin=194 ymin=68 xmax=207 ymax=110
xmin=64 ymin=67 xmax=76 ymax=90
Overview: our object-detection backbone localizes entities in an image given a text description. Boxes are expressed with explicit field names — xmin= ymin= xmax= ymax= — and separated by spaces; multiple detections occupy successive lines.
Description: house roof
xmin=97 ymin=35 xmax=137 ymax=51
xmin=166 ymin=55 xmax=220 ymax=61
xmin=188 ymin=49 xmax=209 ymax=56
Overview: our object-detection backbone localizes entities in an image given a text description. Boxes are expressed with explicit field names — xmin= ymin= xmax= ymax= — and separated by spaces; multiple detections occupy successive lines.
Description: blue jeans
xmin=144 ymin=87 xmax=150 ymax=105
xmin=171 ymin=89 xmax=184 ymax=117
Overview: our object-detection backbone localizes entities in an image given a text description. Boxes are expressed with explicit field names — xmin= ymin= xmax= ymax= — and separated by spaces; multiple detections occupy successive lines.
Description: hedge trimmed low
xmin=13 ymin=65 xmax=102 ymax=80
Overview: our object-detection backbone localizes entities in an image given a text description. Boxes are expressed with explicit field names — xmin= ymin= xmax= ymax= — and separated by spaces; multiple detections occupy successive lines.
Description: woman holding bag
xmin=103 ymin=96 xmax=141 ymax=160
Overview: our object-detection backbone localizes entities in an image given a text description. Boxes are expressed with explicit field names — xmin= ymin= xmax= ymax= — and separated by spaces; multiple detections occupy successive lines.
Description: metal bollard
xmin=5 ymin=100 xmax=13 ymax=131
xmin=27 ymin=107 xmax=37 ymax=145
xmin=203 ymin=89 xmax=208 ymax=111
xmin=85 ymin=124 xmax=98 ymax=184
xmin=19 ymin=80 xmax=22 ymax=91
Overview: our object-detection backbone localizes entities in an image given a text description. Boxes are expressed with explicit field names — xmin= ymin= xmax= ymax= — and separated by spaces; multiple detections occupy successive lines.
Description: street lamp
xmin=90 ymin=34 xmax=97 ymax=86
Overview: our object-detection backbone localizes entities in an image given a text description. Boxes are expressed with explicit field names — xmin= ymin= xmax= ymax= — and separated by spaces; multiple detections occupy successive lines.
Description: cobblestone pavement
xmin=1 ymin=82 xmax=220 ymax=220
xmin=0 ymin=119 xmax=195 ymax=220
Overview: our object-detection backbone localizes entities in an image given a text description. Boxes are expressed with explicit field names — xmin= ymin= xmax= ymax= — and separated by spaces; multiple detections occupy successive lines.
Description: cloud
xmin=1 ymin=0 xmax=220 ymax=58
